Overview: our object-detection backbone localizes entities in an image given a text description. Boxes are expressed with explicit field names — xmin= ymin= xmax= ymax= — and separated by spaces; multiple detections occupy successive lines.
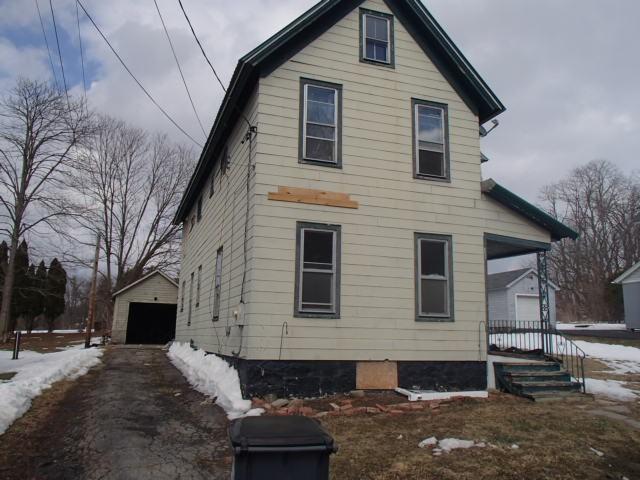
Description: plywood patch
xmin=268 ymin=186 xmax=358 ymax=209
xmin=356 ymin=361 xmax=398 ymax=390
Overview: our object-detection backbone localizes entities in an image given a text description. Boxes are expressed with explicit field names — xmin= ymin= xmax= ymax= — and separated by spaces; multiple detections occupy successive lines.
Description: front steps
xmin=494 ymin=361 xmax=583 ymax=401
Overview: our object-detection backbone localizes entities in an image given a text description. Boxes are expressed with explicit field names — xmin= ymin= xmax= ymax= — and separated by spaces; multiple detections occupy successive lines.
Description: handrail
xmin=487 ymin=319 xmax=586 ymax=393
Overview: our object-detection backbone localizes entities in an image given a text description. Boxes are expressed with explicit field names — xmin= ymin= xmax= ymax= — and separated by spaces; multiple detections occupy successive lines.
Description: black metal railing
xmin=488 ymin=319 xmax=586 ymax=393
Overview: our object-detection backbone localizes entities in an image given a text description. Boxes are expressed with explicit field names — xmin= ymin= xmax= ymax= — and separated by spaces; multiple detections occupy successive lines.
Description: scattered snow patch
xmin=585 ymin=378 xmax=638 ymax=401
xmin=418 ymin=436 xmax=486 ymax=454
xmin=572 ymin=341 xmax=640 ymax=374
xmin=0 ymin=346 xmax=103 ymax=435
xmin=418 ymin=436 xmax=437 ymax=448
xmin=167 ymin=342 xmax=263 ymax=419
xmin=589 ymin=447 xmax=604 ymax=457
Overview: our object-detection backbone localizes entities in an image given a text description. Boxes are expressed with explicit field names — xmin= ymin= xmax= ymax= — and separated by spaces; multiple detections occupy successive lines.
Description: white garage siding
xmin=111 ymin=272 xmax=179 ymax=343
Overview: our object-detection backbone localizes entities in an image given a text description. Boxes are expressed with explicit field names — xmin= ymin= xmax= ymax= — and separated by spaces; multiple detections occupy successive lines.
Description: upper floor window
xmin=295 ymin=222 xmax=341 ymax=318
xmin=412 ymin=99 xmax=450 ymax=182
xmin=415 ymin=233 xmax=453 ymax=321
xmin=196 ymin=196 xmax=203 ymax=222
xmin=360 ymin=9 xmax=394 ymax=67
xmin=220 ymin=145 xmax=229 ymax=175
xmin=299 ymin=78 xmax=342 ymax=168
xmin=209 ymin=164 xmax=216 ymax=198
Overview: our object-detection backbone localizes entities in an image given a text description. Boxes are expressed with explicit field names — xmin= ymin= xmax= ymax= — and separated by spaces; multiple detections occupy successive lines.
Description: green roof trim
xmin=481 ymin=179 xmax=579 ymax=242
xmin=175 ymin=0 xmax=505 ymax=223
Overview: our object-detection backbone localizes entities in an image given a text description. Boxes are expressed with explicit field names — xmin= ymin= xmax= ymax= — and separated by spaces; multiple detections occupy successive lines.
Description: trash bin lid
xmin=229 ymin=416 xmax=335 ymax=451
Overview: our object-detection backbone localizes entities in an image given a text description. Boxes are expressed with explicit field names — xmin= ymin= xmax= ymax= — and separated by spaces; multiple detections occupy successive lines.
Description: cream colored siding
xmin=111 ymin=273 xmax=178 ymax=343
xmin=175 ymin=87 xmax=259 ymax=356
xmin=242 ymin=0 xmax=551 ymax=362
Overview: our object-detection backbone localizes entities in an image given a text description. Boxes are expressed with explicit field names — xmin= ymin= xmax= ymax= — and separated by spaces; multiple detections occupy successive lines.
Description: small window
xmin=413 ymin=100 xmax=449 ymax=181
xmin=195 ymin=265 xmax=202 ymax=308
xmin=209 ymin=166 xmax=215 ymax=198
xmin=300 ymin=79 xmax=342 ymax=167
xmin=213 ymin=247 xmax=223 ymax=321
xmin=360 ymin=9 xmax=394 ymax=67
xmin=180 ymin=281 xmax=185 ymax=313
xmin=220 ymin=145 xmax=229 ymax=175
xmin=190 ymin=215 xmax=196 ymax=232
xmin=295 ymin=222 xmax=340 ymax=318
xmin=196 ymin=197 xmax=203 ymax=222
xmin=415 ymin=233 xmax=453 ymax=320
xmin=188 ymin=272 xmax=194 ymax=326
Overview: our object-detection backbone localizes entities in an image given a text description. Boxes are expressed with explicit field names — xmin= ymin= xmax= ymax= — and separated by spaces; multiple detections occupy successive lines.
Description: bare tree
xmin=0 ymin=79 xmax=91 ymax=341
xmin=68 ymin=116 xmax=192 ymax=329
xmin=541 ymin=160 xmax=640 ymax=322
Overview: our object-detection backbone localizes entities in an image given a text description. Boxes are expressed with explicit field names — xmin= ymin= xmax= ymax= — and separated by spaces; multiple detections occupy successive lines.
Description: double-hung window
xmin=413 ymin=100 xmax=449 ymax=181
xmin=195 ymin=265 xmax=202 ymax=308
xmin=213 ymin=247 xmax=223 ymax=321
xmin=300 ymin=79 xmax=342 ymax=167
xmin=180 ymin=281 xmax=185 ymax=313
xmin=416 ymin=233 xmax=453 ymax=320
xmin=360 ymin=9 xmax=394 ymax=66
xmin=295 ymin=222 xmax=341 ymax=317
xmin=188 ymin=272 xmax=194 ymax=326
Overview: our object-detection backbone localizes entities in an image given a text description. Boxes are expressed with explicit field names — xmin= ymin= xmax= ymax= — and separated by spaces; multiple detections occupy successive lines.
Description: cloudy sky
xmin=1 ymin=0 xmax=638 ymax=268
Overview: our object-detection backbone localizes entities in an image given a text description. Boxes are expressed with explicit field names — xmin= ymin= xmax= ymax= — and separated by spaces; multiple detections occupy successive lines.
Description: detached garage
xmin=111 ymin=270 xmax=179 ymax=344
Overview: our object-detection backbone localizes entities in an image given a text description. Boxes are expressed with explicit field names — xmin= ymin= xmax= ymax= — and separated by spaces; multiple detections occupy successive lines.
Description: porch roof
xmin=481 ymin=179 xmax=579 ymax=242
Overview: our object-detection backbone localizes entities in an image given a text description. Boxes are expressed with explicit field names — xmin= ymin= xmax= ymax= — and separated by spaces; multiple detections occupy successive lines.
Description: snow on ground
xmin=584 ymin=378 xmax=638 ymax=401
xmin=419 ymin=436 xmax=486 ymax=455
xmin=557 ymin=323 xmax=627 ymax=331
xmin=167 ymin=342 xmax=263 ymax=420
xmin=0 ymin=346 xmax=103 ymax=435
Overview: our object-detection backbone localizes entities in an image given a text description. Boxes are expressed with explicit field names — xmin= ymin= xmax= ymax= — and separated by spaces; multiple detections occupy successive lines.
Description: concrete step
xmin=515 ymin=380 xmax=582 ymax=394
xmin=505 ymin=371 xmax=571 ymax=383
xmin=528 ymin=391 xmax=588 ymax=402
xmin=496 ymin=362 xmax=561 ymax=373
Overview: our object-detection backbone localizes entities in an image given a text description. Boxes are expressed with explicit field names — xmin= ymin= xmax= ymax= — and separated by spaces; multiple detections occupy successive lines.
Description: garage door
xmin=125 ymin=302 xmax=177 ymax=344
xmin=516 ymin=295 xmax=540 ymax=322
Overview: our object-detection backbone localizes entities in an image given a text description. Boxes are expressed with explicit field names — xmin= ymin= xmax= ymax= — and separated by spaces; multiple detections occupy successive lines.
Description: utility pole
xmin=85 ymin=234 xmax=101 ymax=349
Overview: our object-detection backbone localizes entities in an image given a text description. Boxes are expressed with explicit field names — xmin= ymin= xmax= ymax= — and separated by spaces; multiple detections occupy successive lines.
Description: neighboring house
xmin=613 ymin=261 xmax=640 ymax=330
xmin=487 ymin=268 xmax=558 ymax=326
xmin=111 ymin=270 xmax=178 ymax=345
xmin=173 ymin=0 xmax=577 ymax=397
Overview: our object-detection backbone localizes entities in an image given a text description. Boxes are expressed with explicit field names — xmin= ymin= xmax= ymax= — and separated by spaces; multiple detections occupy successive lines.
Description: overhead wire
xmin=75 ymin=0 xmax=203 ymax=148
xmin=176 ymin=0 xmax=253 ymax=128
xmin=75 ymin=1 xmax=87 ymax=100
xmin=48 ymin=0 xmax=69 ymax=106
xmin=34 ymin=0 xmax=60 ymax=91
xmin=153 ymin=0 xmax=207 ymax=139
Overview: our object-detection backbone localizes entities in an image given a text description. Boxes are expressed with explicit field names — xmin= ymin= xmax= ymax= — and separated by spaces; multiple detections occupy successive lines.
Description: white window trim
xmin=302 ymin=84 xmax=338 ymax=164
xmin=362 ymin=13 xmax=391 ymax=64
xmin=415 ymin=104 xmax=447 ymax=179
xmin=417 ymin=238 xmax=450 ymax=317
xmin=298 ymin=227 xmax=337 ymax=314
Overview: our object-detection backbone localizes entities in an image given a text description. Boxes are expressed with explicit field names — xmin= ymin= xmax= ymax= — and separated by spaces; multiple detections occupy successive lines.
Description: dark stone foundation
xmin=217 ymin=355 xmax=487 ymax=398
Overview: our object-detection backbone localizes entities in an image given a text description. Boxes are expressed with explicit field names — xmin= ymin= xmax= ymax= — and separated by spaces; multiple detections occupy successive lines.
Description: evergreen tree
xmin=45 ymin=258 xmax=67 ymax=332
xmin=24 ymin=261 xmax=47 ymax=333
xmin=10 ymin=240 xmax=29 ymax=332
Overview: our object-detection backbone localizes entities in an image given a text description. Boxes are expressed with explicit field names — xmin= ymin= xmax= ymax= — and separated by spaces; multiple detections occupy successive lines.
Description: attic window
xmin=360 ymin=9 xmax=394 ymax=67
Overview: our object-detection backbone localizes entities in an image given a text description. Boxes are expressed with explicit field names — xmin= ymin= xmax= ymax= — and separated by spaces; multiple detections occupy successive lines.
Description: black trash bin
xmin=229 ymin=415 xmax=337 ymax=480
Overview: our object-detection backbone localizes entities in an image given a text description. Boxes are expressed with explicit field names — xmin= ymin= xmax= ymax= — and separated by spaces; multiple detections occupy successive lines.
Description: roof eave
xmin=481 ymin=179 xmax=579 ymax=242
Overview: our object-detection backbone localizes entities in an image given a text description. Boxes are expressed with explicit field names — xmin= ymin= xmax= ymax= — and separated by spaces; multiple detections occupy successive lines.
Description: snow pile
xmin=0 ymin=346 xmax=103 ymax=435
xmin=557 ymin=323 xmax=626 ymax=331
xmin=419 ymin=436 xmax=486 ymax=455
xmin=584 ymin=378 xmax=638 ymax=401
xmin=167 ymin=342 xmax=263 ymax=419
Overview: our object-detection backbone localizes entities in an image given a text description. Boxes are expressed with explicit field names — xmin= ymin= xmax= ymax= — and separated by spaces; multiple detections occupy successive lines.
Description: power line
xmin=177 ymin=0 xmax=226 ymax=93
xmin=48 ymin=0 xmax=69 ymax=104
xmin=153 ymin=0 xmax=207 ymax=139
xmin=177 ymin=0 xmax=253 ymax=129
xmin=75 ymin=1 xmax=87 ymax=99
xmin=34 ymin=0 xmax=60 ymax=91
xmin=75 ymin=0 xmax=203 ymax=148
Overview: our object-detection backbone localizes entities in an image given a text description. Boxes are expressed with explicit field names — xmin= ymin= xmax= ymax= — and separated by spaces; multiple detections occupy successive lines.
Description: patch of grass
xmin=0 ymin=332 xmax=87 ymax=353
xmin=566 ymin=335 xmax=640 ymax=349
xmin=322 ymin=394 xmax=640 ymax=480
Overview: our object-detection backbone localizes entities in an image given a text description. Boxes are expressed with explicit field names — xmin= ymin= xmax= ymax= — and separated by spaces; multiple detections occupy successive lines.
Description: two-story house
xmin=173 ymin=0 xmax=577 ymax=398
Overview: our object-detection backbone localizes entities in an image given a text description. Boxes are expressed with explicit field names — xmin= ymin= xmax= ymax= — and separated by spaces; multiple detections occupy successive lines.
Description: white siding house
xmin=487 ymin=268 xmax=558 ymax=326
xmin=173 ymin=0 xmax=577 ymax=397
xmin=613 ymin=262 xmax=640 ymax=330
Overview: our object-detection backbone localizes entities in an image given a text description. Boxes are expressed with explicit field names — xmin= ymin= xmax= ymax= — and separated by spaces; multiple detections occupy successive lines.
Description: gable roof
xmin=612 ymin=261 xmax=640 ymax=284
xmin=174 ymin=0 xmax=505 ymax=223
xmin=481 ymin=179 xmax=579 ymax=242
xmin=488 ymin=268 xmax=559 ymax=291
xmin=112 ymin=270 xmax=178 ymax=298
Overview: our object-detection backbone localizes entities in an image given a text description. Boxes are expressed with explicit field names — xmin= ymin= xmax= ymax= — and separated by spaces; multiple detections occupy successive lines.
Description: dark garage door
xmin=126 ymin=302 xmax=177 ymax=344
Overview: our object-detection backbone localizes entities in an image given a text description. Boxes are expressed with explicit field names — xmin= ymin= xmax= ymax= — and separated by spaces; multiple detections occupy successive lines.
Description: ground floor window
xmin=213 ymin=247 xmax=223 ymax=321
xmin=415 ymin=233 xmax=453 ymax=320
xmin=295 ymin=222 xmax=341 ymax=318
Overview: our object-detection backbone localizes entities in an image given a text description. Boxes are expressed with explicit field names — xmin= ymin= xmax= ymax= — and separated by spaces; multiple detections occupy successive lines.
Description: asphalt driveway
xmin=0 ymin=345 xmax=232 ymax=480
